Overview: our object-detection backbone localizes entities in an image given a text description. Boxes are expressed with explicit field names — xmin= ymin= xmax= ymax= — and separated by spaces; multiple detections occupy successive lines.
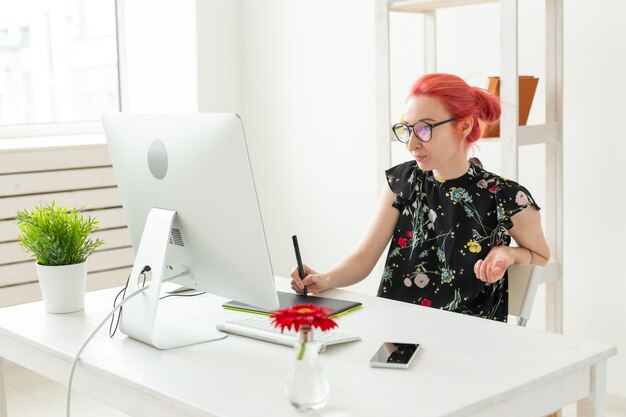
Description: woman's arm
xmin=290 ymin=186 xmax=400 ymax=294
xmin=507 ymin=206 xmax=550 ymax=265
xmin=474 ymin=206 xmax=550 ymax=284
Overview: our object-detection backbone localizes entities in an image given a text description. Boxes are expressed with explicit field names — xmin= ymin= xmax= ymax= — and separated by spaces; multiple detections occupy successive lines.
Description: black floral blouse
xmin=377 ymin=160 xmax=539 ymax=322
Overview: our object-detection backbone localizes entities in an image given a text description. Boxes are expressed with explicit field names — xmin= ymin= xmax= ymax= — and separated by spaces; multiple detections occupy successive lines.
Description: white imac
xmin=102 ymin=113 xmax=280 ymax=349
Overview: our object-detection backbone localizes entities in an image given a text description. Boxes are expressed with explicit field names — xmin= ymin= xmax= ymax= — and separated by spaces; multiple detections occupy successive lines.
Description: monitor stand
xmin=119 ymin=208 xmax=227 ymax=349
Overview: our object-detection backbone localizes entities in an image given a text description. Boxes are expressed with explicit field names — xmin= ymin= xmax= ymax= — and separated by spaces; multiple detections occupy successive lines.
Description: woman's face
xmin=402 ymin=95 xmax=467 ymax=175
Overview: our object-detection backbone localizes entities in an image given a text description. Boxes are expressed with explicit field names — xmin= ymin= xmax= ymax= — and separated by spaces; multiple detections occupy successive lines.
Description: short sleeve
xmin=494 ymin=179 xmax=540 ymax=230
xmin=385 ymin=161 xmax=420 ymax=210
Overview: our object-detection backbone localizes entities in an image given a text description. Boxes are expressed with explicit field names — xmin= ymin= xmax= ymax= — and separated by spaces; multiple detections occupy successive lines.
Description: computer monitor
xmin=102 ymin=113 xmax=280 ymax=349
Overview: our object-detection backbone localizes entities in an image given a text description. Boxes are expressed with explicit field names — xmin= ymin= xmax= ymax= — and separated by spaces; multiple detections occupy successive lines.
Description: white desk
xmin=0 ymin=277 xmax=616 ymax=417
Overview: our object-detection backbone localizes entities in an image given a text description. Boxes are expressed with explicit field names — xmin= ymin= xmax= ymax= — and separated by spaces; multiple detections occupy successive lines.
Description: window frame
xmin=0 ymin=0 xmax=122 ymax=146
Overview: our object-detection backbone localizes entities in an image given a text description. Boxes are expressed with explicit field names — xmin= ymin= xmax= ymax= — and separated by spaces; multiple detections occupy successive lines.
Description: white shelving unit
xmin=375 ymin=0 xmax=563 ymax=332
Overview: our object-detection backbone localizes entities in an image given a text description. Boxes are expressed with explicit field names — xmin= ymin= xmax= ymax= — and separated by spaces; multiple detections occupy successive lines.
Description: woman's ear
xmin=457 ymin=117 xmax=474 ymax=139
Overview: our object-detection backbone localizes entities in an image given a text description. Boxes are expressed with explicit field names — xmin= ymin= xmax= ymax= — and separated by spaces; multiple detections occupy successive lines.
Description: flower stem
xmin=297 ymin=341 xmax=306 ymax=360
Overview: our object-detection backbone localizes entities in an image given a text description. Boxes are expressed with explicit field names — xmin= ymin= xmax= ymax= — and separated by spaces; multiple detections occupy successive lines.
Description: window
xmin=0 ymin=0 xmax=119 ymax=126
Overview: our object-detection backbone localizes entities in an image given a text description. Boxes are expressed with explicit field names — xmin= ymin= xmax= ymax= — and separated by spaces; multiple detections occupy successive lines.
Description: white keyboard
xmin=217 ymin=315 xmax=360 ymax=353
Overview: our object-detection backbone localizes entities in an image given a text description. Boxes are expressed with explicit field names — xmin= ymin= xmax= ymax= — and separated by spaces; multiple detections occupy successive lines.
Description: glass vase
xmin=285 ymin=326 xmax=330 ymax=412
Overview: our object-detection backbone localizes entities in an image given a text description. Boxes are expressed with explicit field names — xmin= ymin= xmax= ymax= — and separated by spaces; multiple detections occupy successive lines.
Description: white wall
xmin=563 ymin=0 xmax=626 ymax=402
xmin=196 ymin=0 xmax=243 ymax=114
xmin=240 ymin=0 xmax=379 ymax=294
xmin=119 ymin=0 xmax=244 ymax=114
xmin=118 ymin=0 xmax=197 ymax=112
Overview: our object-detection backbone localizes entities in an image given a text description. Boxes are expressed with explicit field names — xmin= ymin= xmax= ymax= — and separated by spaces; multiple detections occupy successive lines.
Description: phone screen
xmin=369 ymin=342 xmax=420 ymax=369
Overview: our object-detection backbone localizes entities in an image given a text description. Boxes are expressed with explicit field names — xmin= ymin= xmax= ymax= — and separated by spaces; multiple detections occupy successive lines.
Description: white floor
xmin=2 ymin=361 xmax=626 ymax=417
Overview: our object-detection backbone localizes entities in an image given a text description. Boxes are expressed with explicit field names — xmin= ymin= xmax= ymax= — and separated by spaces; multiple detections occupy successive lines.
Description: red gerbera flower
xmin=421 ymin=298 xmax=432 ymax=307
xmin=406 ymin=231 xmax=412 ymax=238
xmin=270 ymin=304 xmax=337 ymax=333
xmin=398 ymin=237 xmax=407 ymax=248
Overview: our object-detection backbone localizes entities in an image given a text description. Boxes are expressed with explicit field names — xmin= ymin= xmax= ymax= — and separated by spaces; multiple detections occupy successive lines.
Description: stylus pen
xmin=292 ymin=235 xmax=308 ymax=296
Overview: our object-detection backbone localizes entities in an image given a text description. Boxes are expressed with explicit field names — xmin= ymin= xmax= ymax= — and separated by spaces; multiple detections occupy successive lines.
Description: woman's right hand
xmin=289 ymin=264 xmax=333 ymax=295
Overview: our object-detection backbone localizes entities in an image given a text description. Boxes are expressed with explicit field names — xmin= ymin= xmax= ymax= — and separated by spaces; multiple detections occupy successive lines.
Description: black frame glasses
xmin=392 ymin=117 xmax=456 ymax=143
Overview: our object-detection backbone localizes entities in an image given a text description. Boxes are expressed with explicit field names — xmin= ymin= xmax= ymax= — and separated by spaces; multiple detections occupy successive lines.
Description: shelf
xmin=378 ymin=0 xmax=564 ymax=332
xmin=518 ymin=123 xmax=559 ymax=145
xmin=480 ymin=123 xmax=559 ymax=146
xmin=388 ymin=0 xmax=497 ymax=13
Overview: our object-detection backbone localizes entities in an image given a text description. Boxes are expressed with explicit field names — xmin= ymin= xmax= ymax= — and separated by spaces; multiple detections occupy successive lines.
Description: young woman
xmin=290 ymin=73 xmax=550 ymax=322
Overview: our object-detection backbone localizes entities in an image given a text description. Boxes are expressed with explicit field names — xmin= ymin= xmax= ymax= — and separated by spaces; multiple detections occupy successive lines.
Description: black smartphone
xmin=368 ymin=342 xmax=420 ymax=369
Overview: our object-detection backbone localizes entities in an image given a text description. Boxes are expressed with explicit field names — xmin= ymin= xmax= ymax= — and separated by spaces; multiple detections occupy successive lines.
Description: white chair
xmin=508 ymin=262 xmax=558 ymax=326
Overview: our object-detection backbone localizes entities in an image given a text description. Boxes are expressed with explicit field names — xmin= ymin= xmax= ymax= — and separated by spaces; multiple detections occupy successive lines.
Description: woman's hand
xmin=290 ymin=264 xmax=333 ymax=295
xmin=474 ymin=246 xmax=514 ymax=284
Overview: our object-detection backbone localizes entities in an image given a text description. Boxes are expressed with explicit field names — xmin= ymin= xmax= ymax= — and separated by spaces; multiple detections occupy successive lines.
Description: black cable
xmin=109 ymin=266 xmax=150 ymax=338
xmin=108 ymin=276 xmax=129 ymax=338
xmin=159 ymin=291 xmax=206 ymax=301
xmin=108 ymin=266 xmax=205 ymax=337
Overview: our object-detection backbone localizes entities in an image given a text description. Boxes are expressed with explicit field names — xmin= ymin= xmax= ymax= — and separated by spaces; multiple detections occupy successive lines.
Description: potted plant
xmin=15 ymin=202 xmax=104 ymax=313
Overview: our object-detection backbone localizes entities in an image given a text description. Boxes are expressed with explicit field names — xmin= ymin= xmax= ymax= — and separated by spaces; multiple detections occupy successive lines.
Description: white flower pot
xmin=36 ymin=261 xmax=87 ymax=313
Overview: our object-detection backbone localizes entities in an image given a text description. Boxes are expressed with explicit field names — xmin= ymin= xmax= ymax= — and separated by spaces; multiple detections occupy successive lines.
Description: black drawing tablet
xmin=222 ymin=291 xmax=362 ymax=318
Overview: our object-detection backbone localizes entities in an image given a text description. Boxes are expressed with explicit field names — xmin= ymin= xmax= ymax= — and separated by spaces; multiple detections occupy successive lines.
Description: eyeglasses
xmin=391 ymin=117 xmax=456 ymax=143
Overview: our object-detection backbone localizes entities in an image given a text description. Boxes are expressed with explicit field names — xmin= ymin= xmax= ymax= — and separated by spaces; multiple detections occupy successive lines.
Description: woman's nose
xmin=407 ymin=132 xmax=422 ymax=149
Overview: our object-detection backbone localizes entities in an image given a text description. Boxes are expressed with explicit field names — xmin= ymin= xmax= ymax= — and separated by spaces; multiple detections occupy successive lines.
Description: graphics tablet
xmin=222 ymin=291 xmax=362 ymax=318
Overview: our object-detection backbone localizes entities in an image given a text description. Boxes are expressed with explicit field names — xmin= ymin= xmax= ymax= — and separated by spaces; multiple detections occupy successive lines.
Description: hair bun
xmin=472 ymin=87 xmax=501 ymax=124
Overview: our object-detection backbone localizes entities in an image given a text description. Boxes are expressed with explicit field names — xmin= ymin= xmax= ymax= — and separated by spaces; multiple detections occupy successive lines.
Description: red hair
xmin=408 ymin=73 xmax=500 ymax=144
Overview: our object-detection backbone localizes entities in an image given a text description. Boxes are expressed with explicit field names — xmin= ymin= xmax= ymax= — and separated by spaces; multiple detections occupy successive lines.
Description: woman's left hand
xmin=474 ymin=246 xmax=514 ymax=284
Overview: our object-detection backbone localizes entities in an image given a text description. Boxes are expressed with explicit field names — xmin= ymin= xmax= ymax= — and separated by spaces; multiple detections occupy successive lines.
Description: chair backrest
xmin=508 ymin=264 xmax=545 ymax=326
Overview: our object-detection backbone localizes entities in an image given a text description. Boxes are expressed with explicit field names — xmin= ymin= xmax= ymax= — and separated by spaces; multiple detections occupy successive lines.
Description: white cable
xmin=66 ymin=285 xmax=150 ymax=417
xmin=65 ymin=268 xmax=192 ymax=416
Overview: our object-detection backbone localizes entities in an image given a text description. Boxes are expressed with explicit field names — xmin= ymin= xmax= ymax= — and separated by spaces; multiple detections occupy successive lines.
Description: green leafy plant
xmin=15 ymin=202 xmax=105 ymax=266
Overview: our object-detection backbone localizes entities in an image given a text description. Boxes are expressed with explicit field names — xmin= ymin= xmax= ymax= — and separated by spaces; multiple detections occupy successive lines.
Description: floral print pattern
xmin=378 ymin=161 xmax=539 ymax=322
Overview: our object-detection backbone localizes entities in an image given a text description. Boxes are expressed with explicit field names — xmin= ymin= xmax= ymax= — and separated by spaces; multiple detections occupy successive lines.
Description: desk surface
xmin=0 ymin=277 xmax=617 ymax=417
